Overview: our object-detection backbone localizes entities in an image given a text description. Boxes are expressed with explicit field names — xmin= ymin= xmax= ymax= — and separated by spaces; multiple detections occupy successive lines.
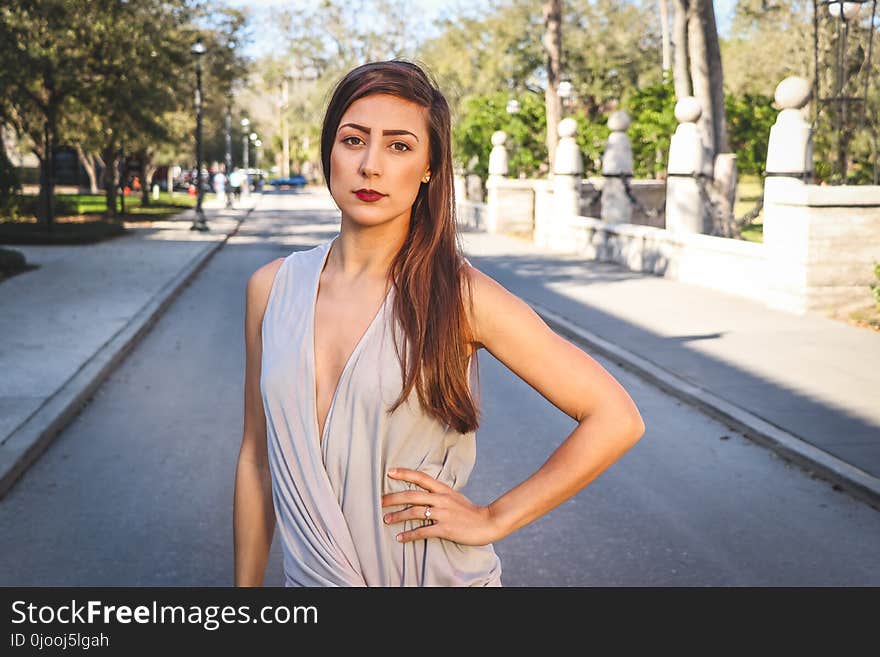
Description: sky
xmin=225 ymin=0 xmax=738 ymax=60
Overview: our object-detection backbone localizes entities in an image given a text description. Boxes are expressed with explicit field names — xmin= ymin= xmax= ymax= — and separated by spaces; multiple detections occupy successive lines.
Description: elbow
xmin=629 ymin=415 xmax=646 ymax=443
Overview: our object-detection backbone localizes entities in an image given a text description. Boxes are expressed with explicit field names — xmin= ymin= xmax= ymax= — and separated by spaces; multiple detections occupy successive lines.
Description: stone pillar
xmin=553 ymin=118 xmax=583 ymax=219
xmin=665 ymin=97 xmax=706 ymax=234
xmin=601 ymin=110 xmax=633 ymax=224
xmin=763 ymin=184 xmax=880 ymax=314
xmin=759 ymin=76 xmax=880 ymax=315
xmin=486 ymin=131 xmax=509 ymax=233
xmin=764 ymin=76 xmax=813 ymax=198
xmin=465 ymin=155 xmax=483 ymax=202
xmin=453 ymin=168 xmax=466 ymax=203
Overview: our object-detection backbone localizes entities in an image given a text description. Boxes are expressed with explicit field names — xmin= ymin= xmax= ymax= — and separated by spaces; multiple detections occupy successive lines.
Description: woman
xmin=233 ymin=60 xmax=645 ymax=587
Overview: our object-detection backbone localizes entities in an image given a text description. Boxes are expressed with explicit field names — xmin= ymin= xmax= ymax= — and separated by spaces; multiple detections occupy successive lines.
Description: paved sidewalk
xmin=0 ymin=196 xmax=258 ymax=498
xmin=459 ymin=230 xmax=880 ymax=510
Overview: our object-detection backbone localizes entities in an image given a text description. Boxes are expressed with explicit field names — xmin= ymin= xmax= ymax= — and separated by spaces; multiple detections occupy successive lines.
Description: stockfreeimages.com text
xmin=11 ymin=600 xmax=317 ymax=631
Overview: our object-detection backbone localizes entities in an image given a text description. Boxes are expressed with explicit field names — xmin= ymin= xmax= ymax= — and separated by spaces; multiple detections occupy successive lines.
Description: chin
xmin=340 ymin=205 xmax=397 ymax=226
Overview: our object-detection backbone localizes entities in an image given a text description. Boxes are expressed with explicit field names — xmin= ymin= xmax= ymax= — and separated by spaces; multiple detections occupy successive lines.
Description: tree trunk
xmin=36 ymin=118 xmax=56 ymax=230
xmin=75 ymin=144 xmax=100 ymax=194
xmin=660 ymin=0 xmax=672 ymax=77
xmin=543 ymin=0 xmax=563 ymax=173
xmin=138 ymin=150 xmax=150 ymax=206
xmin=689 ymin=0 xmax=729 ymax=158
xmin=144 ymin=163 xmax=157 ymax=201
xmin=102 ymin=147 xmax=119 ymax=219
xmin=672 ymin=0 xmax=691 ymax=101
xmin=687 ymin=0 xmax=736 ymax=235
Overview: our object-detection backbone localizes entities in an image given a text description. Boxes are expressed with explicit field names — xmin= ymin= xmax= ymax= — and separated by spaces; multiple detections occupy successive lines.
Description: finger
xmin=396 ymin=524 xmax=441 ymax=544
xmin=386 ymin=468 xmax=450 ymax=493
xmin=384 ymin=505 xmax=436 ymax=526
xmin=381 ymin=491 xmax=434 ymax=508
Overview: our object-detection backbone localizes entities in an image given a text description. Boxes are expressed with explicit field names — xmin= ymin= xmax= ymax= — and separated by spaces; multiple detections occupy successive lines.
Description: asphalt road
xmin=1 ymin=189 xmax=877 ymax=586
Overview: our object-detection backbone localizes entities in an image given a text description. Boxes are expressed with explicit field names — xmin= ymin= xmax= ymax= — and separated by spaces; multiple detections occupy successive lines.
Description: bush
xmin=726 ymin=92 xmax=777 ymax=176
xmin=872 ymin=261 xmax=880 ymax=307
xmin=624 ymin=78 xmax=677 ymax=179
xmin=0 ymin=148 xmax=22 ymax=220
xmin=453 ymin=91 xmax=547 ymax=180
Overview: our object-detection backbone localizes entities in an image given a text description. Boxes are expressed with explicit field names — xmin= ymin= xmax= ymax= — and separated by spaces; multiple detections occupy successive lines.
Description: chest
xmin=312 ymin=279 xmax=392 ymax=441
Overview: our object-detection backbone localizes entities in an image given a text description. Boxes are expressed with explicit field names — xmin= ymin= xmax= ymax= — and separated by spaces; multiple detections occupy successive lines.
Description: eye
xmin=341 ymin=136 xmax=363 ymax=146
xmin=390 ymin=142 xmax=411 ymax=152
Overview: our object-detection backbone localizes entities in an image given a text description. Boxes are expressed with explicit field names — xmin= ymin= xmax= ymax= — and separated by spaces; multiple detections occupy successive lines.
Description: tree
xmin=672 ymin=0 xmax=737 ymax=236
xmin=543 ymin=0 xmax=563 ymax=169
xmin=0 ymin=0 xmax=98 ymax=227
xmin=453 ymin=90 xmax=547 ymax=180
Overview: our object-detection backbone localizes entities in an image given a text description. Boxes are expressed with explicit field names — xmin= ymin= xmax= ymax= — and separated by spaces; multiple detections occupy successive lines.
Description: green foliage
xmin=623 ymin=78 xmax=677 ymax=178
xmin=872 ymin=261 xmax=880 ymax=307
xmin=725 ymin=92 xmax=777 ymax=176
xmin=452 ymin=91 xmax=547 ymax=180
xmin=570 ymin=110 xmax=610 ymax=177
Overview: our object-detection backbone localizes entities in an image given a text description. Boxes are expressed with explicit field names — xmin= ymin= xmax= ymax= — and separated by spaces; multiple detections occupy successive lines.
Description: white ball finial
xmin=674 ymin=97 xmax=702 ymax=124
xmin=557 ymin=117 xmax=578 ymax=138
xmin=491 ymin=131 xmax=507 ymax=146
xmin=774 ymin=77 xmax=812 ymax=110
xmin=607 ymin=111 xmax=631 ymax=132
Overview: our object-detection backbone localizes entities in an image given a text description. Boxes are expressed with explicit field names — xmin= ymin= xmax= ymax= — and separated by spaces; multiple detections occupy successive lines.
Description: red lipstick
xmin=354 ymin=189 xmax=386 ymax=202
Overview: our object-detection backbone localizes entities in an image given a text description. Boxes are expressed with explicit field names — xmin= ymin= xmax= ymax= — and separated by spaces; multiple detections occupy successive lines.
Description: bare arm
xmin=471 ymin=265 xmax=645 ymax=539
xmin=382 ymin=264 xmax=645 ymax=545
xmin=233 ymin=258 xmax=283 ymax=586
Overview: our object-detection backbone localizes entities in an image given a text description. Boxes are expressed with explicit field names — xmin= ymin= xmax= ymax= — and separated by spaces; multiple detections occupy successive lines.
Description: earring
xmin=422 ymin=175 xmax=431 ymax=183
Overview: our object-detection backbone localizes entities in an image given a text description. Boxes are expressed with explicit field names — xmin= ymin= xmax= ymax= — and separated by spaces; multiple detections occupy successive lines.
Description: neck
xmin=329 ymin=218 xmax=410 ymax=282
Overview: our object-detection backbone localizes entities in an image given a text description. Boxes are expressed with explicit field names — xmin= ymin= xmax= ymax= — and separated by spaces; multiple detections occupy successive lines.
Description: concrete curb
xmin=528 ymin=298 xmax=880 ymax=512
xmin=0 ymin=204 xmax=255 ymax=500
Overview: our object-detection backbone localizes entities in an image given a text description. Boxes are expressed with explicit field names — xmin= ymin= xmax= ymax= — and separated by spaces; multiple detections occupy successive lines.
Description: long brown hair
xmin=320 ymin=59 xmax=480 ymax=434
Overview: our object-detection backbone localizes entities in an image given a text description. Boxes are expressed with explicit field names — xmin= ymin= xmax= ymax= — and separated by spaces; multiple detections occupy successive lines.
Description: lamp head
xmin=557 ymin=79 xmax=573 ymax=99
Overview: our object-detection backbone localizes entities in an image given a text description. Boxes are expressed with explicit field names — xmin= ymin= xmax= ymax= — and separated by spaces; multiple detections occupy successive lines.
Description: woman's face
xmin=329 ymin=93 xmax=431 ymax=230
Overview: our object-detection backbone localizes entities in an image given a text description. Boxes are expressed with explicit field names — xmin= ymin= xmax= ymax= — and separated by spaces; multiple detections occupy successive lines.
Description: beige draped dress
xmin=260 ymin=236 xmax=503 ymax=586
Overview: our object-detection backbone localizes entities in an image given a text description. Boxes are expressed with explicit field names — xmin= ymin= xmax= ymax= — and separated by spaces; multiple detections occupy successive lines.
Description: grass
xmin=0 ymin=191 xmax=205 ymax=245
xmin=734 ymin=175 xmax=764 ymax=243
xmin=848 ymin=305 xmax=880 ymax=332
xmin=54 ymin=191 xmax=198 ymax=217
xmin=2 ymin=191 xmax=198 ymax=220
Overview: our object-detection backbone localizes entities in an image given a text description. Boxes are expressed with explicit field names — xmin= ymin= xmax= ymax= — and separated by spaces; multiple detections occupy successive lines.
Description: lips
xmin=354 ymin=189 xmax=385 ymax=202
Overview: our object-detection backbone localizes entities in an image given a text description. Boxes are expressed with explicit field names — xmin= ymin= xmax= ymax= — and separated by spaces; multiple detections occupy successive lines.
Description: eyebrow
xmin=338 ymin=122 xmax=419 ymax=142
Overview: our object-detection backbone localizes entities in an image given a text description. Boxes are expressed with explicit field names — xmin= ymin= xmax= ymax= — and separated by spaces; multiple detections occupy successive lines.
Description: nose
xmin=359 ymin=141 xmax=382 ymax=179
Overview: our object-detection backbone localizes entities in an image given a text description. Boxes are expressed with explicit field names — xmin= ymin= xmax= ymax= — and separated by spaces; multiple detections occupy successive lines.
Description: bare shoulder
xmin=460 ymin=261 xmax=520 ymax=351
xmin=461 ymin=260 xmax=644 ymax=426
xmin=246 ymin=257 xmax=286 ymax=321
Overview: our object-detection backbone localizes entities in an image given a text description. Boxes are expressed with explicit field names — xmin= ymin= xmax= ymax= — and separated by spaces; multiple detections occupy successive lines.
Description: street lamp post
xmin=190 ymin=39 xmax=208 ymax=231
xmin=254 ymin=138 xmax=262 ymax=180
xmin=249 ymin=132 xmax=260 ymax=192
xmin=241 ymin=117 xmax=250 ymax=198
xmin=224 ymin=95 xmax=233 ymax=208
xmin=813 ymin=0 xmax=877 ymax=183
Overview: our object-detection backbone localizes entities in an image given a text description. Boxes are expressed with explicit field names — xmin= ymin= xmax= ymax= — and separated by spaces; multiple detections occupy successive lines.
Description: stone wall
xmin=763 ymin=181 xmax=880 ymax=314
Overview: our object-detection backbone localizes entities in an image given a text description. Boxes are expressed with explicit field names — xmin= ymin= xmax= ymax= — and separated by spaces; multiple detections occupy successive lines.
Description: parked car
xmin=267 ymin=174 xmax=307 ymax=189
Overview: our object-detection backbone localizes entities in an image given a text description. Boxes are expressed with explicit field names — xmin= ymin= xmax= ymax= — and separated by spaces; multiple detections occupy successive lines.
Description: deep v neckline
xmin=310 ymin=236 xmax=393 ymax=451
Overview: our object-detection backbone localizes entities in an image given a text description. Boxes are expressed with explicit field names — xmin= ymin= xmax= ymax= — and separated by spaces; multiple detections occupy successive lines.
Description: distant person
xmin=214 ymin=171 xmax=227 ymax=206
xmin=233 ymin=60 xmax=646 ymax=588
xmin=228 ymin=168 xmax=242 ymax=203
